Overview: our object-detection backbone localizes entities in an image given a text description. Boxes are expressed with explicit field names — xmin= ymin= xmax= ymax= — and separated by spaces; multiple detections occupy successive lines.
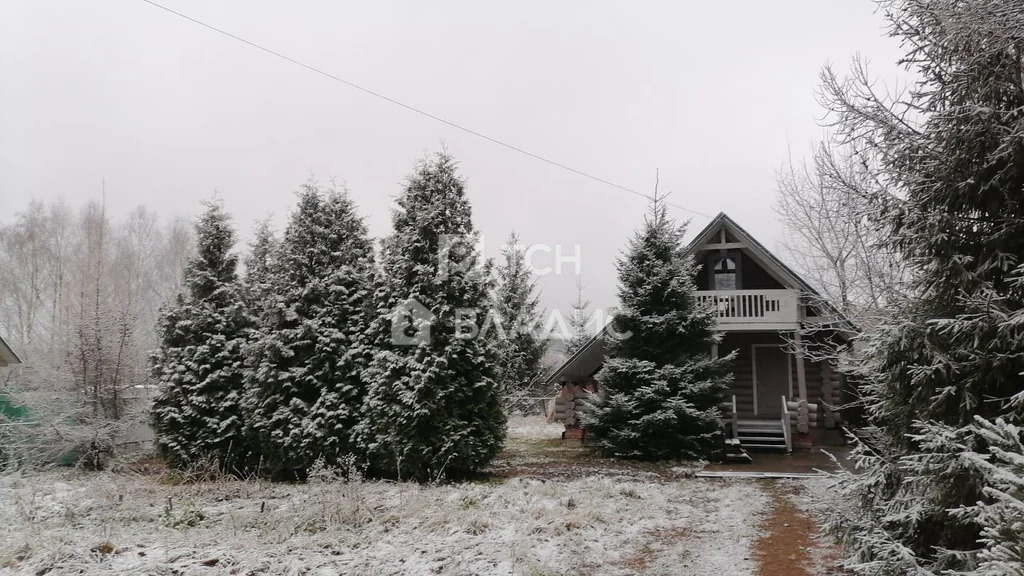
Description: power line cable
xmin=136 ymin=0 xmax=712 ymax=218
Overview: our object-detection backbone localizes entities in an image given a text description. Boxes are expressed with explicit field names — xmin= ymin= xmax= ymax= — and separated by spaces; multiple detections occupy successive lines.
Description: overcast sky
xmin=1 ymin=1 xmax=907 ymax=317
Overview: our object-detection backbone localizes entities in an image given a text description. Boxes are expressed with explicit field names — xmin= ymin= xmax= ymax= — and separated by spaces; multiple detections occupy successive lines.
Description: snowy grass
xmin=0 ymin=418 xmax=772 ymax=575
xmin=506 ymin=414 xmax=564 ymax=442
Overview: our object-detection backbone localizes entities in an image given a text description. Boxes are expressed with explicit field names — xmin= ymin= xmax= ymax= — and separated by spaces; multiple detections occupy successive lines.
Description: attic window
xmin=713 ymin=257 xmax=737 ymax=290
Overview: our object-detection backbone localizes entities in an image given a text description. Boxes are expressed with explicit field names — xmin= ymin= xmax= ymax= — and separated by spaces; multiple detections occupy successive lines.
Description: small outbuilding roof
xmin=0 ymin=335 xmax=22 ymax=367
xmin=545 ymin=321 xmax=614 ymax=386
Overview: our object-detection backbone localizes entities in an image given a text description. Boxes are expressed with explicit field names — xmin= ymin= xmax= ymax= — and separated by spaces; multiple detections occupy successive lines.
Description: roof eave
xmin=0 ymin=335 xmax=22 ymax=366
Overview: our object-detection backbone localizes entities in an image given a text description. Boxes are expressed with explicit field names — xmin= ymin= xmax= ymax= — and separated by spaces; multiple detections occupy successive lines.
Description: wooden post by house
xmin=821 ymin=362 xmax=838 ymax=428
xmin=793 ymin=330 xmax=808 ymax=401
xmin=793 ymin=330 xmax=810 ymax=435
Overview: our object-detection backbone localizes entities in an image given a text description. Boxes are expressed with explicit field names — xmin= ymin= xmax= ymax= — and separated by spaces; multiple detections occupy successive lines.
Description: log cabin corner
xmin=547 ymin=212 xmax=857 ymax=453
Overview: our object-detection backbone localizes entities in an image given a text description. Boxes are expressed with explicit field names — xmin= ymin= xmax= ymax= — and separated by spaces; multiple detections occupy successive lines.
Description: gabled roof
xmin=684 ymin=212 xmax=857 ymax=335
xmin=0 ymin=335 xmax=21 ymax=366
xmin=683 ymin=212 xmax=821 ymax=296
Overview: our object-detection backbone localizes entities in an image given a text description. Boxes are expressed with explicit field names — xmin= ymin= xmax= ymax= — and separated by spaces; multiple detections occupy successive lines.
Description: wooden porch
xmin=716 ymin=331 xmax=841 ymax=427
xmin=721 ymin=395 xmax=793 ymax=455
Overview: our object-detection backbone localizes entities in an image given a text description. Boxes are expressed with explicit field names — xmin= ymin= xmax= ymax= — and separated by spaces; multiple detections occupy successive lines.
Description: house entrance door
xmin=754 ymin=345 xmax=790 ymax=417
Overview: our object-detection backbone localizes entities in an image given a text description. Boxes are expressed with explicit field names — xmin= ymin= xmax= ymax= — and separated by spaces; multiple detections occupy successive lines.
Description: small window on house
xmin=713 ymin=257 xmax=737 ymax=290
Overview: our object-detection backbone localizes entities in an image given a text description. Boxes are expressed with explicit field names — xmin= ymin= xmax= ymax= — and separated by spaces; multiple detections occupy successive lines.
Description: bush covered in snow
xmin=493 ymin=231 xmax=548 ymax=405
xmin=148 ymin=154 xmax=509 ymax=482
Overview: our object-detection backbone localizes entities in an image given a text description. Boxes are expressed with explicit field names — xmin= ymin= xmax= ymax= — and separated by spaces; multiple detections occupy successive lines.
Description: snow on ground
xmin=0 ymin=419 xmax=773 ymax=576
xmin=0 ymin=471 xmax=767 ymax=576
xmin=506 ymin=414 xmax=564 ymax=442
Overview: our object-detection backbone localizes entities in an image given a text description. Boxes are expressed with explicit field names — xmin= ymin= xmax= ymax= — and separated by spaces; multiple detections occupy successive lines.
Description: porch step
xmin=736 ymin=419 xmax=784 ymax=430
xmin=733 ymin=418 xmax=789 ymax=452
xmin=737 ymin=428 xmax=786 ymax=436
xmin=737 ymin=432 xmax=782 ymax=440
xmin=737 ymin=428 xmax=785 ymax=436
xmin=737 ymin=432 xmax=786 ymax=439
xmin=736 ymin=428 xmax=787 ymax=436
xmin=724 ymin=438 xmax=752 ymax=463
xmin=737 ymin=430 xmax=786 ymax=439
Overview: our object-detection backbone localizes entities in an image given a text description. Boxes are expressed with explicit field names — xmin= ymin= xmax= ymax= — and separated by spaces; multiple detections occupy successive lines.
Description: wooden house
xmin=547 ymin=213 xmax=856 ymax=451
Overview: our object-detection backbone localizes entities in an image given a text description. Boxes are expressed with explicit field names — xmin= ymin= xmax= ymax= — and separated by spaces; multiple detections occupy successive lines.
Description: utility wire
xmin=136 ymin=0 xmax=712 ymax=218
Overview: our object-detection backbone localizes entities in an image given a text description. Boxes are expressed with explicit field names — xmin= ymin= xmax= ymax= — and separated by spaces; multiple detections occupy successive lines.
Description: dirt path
xmin=753 ymin=481 xmax=845 ymax=576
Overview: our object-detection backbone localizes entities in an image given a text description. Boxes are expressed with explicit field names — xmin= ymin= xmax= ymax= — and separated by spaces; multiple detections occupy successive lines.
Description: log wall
xmin=549 ymin=380 xmax=597 ymax=426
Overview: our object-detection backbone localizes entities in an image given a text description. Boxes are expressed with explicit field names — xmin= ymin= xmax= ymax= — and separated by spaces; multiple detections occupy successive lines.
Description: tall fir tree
xmin=565 ymin=279 xmax=593 ymax=356
xmin=242 ymin=218 xmax=277 ymax=311
xmin=494 ymin=231 xmax=548 ymax=402
xmin=242 ymin=184 xmax=374 ymax=478
xmin=150 ymin=201 xmax=254 ymax=473
xmin=582 ymin=194 xmax=732 ymax=461
xmin=358 ymin=151 xmax=506 ymax=481
xmin=818 ymin=1 xmax=1024 ymax=573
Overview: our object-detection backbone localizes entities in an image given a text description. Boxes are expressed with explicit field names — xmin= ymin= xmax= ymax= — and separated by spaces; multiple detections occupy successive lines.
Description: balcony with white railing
xmin=695 ymin=289 xmax=800 ymax=330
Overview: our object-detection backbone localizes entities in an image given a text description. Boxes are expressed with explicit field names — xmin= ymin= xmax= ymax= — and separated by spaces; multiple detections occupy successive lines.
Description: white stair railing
xmin=781 ymin=395 xmax=792 ymax=453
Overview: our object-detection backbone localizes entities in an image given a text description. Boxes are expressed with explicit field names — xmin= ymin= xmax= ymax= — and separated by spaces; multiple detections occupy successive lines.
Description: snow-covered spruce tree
xmin=494 ymin=231 xmax=548 ymax=405
xmin=956 ymin=416 xmax=1024 ymax=576
xmin=241 ymin=219 xmax=277 ymax=311
xmin=150 ymin=201 xmax=255 ymax=473
xmin=565 ymin=278 xmax=594 ymax=356
xmin=881 ymin=414 xmax=1024 ymax=576
xmin=818 ymin=1 xmax=1024 ymax=572
xmin=242 ymin=184 xmax=374 ymax=478
xmin=582 ymin=194 xmax=733 ymax=461
xmin=358 ymin=151 xmax=505 ymax=481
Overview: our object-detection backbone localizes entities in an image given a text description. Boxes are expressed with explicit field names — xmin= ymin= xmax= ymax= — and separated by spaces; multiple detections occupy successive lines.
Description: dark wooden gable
xmin=686 ymin=214 xmax=795 ymax=292
xmin=684 ymin=212 xmax=858 ymax=338
xmin=694 ymin=250 xmax=785 ymax=291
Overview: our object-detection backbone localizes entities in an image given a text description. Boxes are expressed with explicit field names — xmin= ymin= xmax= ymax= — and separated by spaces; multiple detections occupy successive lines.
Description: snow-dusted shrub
xmin=493 ymin=231 xmax=548 ymax=407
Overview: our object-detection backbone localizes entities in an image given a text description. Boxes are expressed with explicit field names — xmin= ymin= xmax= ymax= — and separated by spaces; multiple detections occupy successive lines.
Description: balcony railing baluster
xmin=695 ymin=289 xmax=798 ymax=325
